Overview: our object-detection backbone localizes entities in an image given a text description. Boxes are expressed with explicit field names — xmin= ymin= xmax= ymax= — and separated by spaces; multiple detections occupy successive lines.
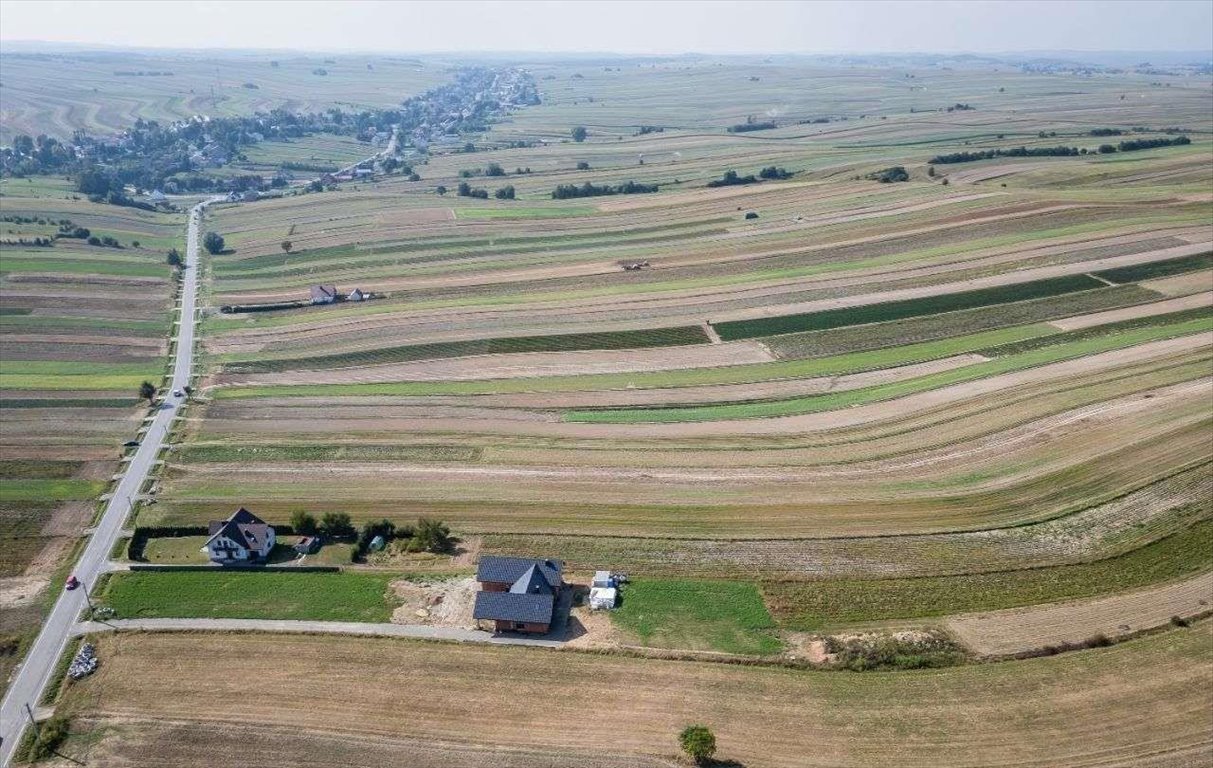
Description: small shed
xmin=368 ymin=534 xmax=386 ymax=552
xmin=294 ymin=536 xmax=320 ymax=555
xmin=591 ymin=570 xmax=615 ymax=589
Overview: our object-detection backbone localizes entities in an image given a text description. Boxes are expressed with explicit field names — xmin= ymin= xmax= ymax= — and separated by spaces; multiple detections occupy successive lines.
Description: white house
xmin=203 ymin=507 xmax=275 ymax=563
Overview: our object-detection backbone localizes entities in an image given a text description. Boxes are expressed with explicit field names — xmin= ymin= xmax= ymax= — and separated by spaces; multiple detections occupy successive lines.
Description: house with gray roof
xmin=203 ymin=507 xmax=275 ymax=564
xmin=473 ymin=555 xmax=563 ymax=634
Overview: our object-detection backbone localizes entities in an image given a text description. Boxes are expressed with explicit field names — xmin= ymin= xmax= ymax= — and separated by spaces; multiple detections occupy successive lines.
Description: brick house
xmin=472 ymin=556 xmax=563 ymax=634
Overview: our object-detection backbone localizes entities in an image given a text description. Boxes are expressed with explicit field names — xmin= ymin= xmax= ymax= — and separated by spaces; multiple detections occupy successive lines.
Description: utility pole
xmin=25 ymin=702 xmax=41 ymax=742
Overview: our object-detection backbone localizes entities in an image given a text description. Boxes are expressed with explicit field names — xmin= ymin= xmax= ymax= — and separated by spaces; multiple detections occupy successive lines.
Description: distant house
xmin=203 ymin=507 xmax=275 ymax=564
xmin=310 ymin=285 xmax=339 ymax=304
xmin=146 ymin=189 xmax=168 ymax=205
xmin=347 ymin=288 xmax=367 ymax=302
xmin=353 ymin=168 xmax=374 ymax=178
xmin=473 ymin=556 xmax=563 ymax=634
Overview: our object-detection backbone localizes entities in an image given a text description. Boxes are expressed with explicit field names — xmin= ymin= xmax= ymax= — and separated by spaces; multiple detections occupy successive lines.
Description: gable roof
xmin=476 ymin=556 xmax=561 ymax=588
xmin=473 ymin=590 xmax=554 ymax=625
xmin=310 ymin=285 xmax=338 ymax=301
xmin=205 ymin=507 xmax=272 ymax=553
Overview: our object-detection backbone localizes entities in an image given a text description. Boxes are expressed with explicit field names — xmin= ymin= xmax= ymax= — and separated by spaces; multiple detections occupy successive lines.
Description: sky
xmin=1 ymin=0 xmax=1211 ymax=56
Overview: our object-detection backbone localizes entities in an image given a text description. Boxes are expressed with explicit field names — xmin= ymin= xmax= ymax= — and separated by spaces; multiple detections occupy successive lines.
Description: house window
xmin=514 ymin=623 xmax=526 ymax=631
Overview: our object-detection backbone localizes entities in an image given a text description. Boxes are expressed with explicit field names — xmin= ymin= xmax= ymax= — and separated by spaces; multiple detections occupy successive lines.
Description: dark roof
xmin=205 ymin=507 xmax=272 ymax=552
xmin=310 ymin=285 xmax=338 ymax=301
xmin=473 ymin=591 xmax=554 ymax=625
xmin=476 ymin=556 xmax=562 ymax=588
xmin=509 ymin=564 xmax=554 ymax=595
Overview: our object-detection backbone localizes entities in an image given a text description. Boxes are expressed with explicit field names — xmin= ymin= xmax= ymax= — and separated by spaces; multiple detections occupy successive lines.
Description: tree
xmin=495 ymin=185 xmax=515 ymax=200
xmin=413 ymin=517 xmax=452 ymax=553
xmin=457 ymin=181 xmax=471 ymax=197
xmin=927 ymin=165 xmax=936 ymax=177
xmin=281 ymin=240 xmax=292 ymax=254
xmin=571 ymin=126 xmax=588 ymax=142
xmin=290 ymin=510 xmax=318 ymax=535
xmin=435 ymin=185 xmax=447 ymax=195
xmin=203 ymin=231 xmax=225 ymax=254
xmin=139 ymin=380 xmax=157 ymax=404
xmin=678 ymin=725 xmax=716 ymax=765
xmin=576 ymin=161 xmax=590 ymax=170
xmin=319 ymin=511 xmax=354 ymax=538
xmin=165 ymin=248 xmax=182 ymax=267
xmin=484 ymin=163 xmax=505 ymax=177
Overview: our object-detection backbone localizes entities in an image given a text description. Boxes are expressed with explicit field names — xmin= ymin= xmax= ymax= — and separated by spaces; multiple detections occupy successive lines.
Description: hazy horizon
xmin=1 ymin=0 xmax=1211 ymax=57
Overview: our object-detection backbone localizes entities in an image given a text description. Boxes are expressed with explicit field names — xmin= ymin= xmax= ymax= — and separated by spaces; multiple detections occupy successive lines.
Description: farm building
xmin=347 ymin=288 xmax=368 ymax=302
xmin=203 ymin=507 xmax=275 ymax=564
xmin=310 ymin=285 xmax=339 ymax=304
xmin=293 ymin=536 xmax=320 ymax=555
xmin=473 ymin=556 xmax=563 ymax=634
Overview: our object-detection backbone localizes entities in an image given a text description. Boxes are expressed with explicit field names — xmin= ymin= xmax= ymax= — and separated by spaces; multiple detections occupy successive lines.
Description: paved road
xmin=0 ymin=198 xmax=217 ymax=767
xmin=72 ymin=618 xmax=568 ymax=648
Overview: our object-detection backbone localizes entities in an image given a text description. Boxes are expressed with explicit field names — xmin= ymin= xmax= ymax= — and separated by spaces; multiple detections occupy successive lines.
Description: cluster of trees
xmin=929 ymin=145 xmax=1084 ymax=164
xmin=759 ymin=166 xmax=793 ymax=179
xmin=289 ymin=510 xmax=356 ymax=539
xmin=551 ymin=180 xmax=659 ymax=199
xmin=635 ymin=125 xmax=664 ymax=135
xmin=1090 ymin=128 xmax=1124 ymax=136
xmin=494 ymin=185 xmax=515 ymax=199
xmin=930 ymin=134 xmax=1189 ymax=164
xmin=456 ymin=181 xmax=489 ymax=199
xmin=946 ymin=103 xmax=976 ymax=112
xmin=707 ymin=169 xmax=759 ymax=187
xmin=1117 ymin=135 xmax=1191 ymax=152
xmin=289 ymin=512 xmax=453 ymax=561
xmin=727 ymin=118 xmax=777 ymax=133
xmin=868 ymin=165 xmax=910 ymax=183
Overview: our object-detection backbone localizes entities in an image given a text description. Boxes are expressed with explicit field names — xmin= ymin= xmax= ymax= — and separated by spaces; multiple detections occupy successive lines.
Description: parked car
xmin=65 ymin=575 xmax=80 ymax=591
xmin=123 ymin=440 xmax=140 ymax=448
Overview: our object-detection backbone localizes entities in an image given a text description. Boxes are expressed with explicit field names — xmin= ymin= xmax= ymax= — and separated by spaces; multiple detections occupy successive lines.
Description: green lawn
xmin=611 ymin=578 xmax=782 ymax=655
xmin=0 ymin=479 xmax=106 ymax=502
xmin=100 ymin=571 xmax=400 ymax=622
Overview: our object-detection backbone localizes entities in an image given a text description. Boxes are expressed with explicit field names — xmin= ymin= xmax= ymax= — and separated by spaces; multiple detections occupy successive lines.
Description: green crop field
xmin=611 ymin=578 xmax=782 ymax=655
xmin=100 ymin=571 xmax=401 ymax=622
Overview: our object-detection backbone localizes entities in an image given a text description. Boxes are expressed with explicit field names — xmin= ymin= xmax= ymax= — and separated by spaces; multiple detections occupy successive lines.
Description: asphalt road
xmin=0 ymin=198 xmax=216 ymax=767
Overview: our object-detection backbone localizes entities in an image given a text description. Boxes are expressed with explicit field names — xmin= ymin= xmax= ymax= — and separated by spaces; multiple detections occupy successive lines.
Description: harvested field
xmin=946 ymin=571 xmax=1213 ymax=657
xmin=58 ymin=627 xmax=1213 ymax=768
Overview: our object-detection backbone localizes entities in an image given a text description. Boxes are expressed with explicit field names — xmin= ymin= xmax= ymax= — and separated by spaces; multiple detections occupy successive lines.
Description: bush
xmin=571 ymin=126 xmax=587 ymax=142
xmin=203 ymin=231 xmax=225 ymax=254
xmin=868 ymin=165 xmax=909 ymax=183
xmin=290 ymin=510 xmax=318 ymax=535
xmin=484 ymin=163 xmax=505 ymax=177
xmin=576 ymin=161 xmax=590 ymax=170
xmin=758 ymin=166 xmax=793 ymax=180
xmin=678 ymin=725 xmax=716 ymax=764
xmin=706 ymin=169 xmax=758 ymax=188
xmin=319 ymin=512 xmax=354 ymax=538
xmin=413 ymin=517 xmax=452 ymax=553
xmin=494 ymin=185 xmax=515 ymax=200
xmin=29 ymin=713 xmax=70 ymax=760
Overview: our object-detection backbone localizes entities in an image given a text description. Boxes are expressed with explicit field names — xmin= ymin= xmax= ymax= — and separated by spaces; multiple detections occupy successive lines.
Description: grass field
xmin=611 ymin=578 xmax=782 ymax=654
xmin=99 ymin=571 xmax=400 ymax=622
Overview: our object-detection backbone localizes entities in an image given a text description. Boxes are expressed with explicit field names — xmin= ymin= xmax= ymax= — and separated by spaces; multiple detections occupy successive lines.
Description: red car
xmin=65 ymin=575 xmax=80 ymax=591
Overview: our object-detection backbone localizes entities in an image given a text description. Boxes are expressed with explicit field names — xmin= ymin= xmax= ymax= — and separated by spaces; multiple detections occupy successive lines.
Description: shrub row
xmin=1092 ymin=251 xmax=1212 ymax=284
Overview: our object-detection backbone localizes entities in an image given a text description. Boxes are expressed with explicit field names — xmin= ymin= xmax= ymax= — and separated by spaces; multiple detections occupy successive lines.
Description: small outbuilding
xmin=293 ymin=536 xmax=320 ymax=555
xmin=588 ymin=586 xmax=617 ymax=610
xmin=310 ymin=285 xmax=339 ymax=304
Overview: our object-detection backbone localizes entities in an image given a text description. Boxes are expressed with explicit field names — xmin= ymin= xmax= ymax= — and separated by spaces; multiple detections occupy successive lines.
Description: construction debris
xmin=68 ymin=642 xmax=98 ymax=680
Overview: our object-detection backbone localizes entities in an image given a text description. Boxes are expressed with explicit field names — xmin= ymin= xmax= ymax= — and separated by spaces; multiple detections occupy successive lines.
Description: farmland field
xmin=0 ymin=176 xmax=184 ymax=689
xmin=54 ymin=627 xmax=1213 ymax=767
xmin=4 ymin=47 xmax=1213 ymax=765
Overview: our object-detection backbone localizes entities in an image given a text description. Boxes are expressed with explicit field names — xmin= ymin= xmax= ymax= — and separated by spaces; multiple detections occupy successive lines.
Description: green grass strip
xmin=565 ymin=317 xmax=1213 ymax=422
xmin=766 ymin=518 xmax=1213 ymax=629
xmin=1092 ymin=251 xmax=1213 ymax=284
xmin=175 ymin=444 xmax=482 ymax=463
xmin=225 ymin=325 xmax=710 ymax=373
xmin=0 ymin=374 xmax=158 ymax=391
xmin=712 ymin=274 xmax=1106 ymax=340
xmin=0 ymin=479 xmax=107 ymax=502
